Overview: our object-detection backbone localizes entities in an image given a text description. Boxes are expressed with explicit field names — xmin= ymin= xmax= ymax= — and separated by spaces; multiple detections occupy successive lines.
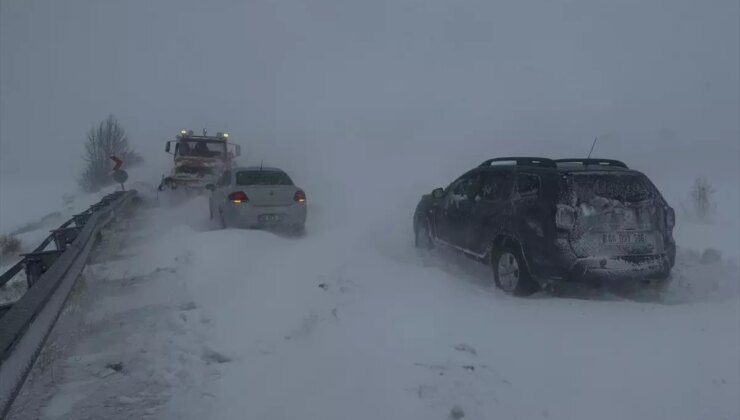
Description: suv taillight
xmin=556 ymin=204 xmax=576 ymax=230
xmin=665 ymin=207 xmax=675 ymax=229
xmin=294 ymin=190 xmax=306 ymax=203
xmin=228 ymin=191 xmax=249 ymax=203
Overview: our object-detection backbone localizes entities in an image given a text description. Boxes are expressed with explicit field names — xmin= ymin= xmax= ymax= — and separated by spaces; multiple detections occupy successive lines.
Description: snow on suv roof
xmin=235 ymin=166 xmax=285 ymax=172
xmin=554 ymin=158 xmax=630 ymax=172
xmin=477 ymin=157 xmax=631 ymax=172
xmin=555 ymin=163 xmax=632 ymax=172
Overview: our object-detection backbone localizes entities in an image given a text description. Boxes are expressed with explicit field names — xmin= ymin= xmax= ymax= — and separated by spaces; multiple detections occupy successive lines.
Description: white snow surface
xmin=0 ymin=170 xmax=156 ymax=268
xmin=0 ymin=183 xmax=140 ymax=304
xmin=8 ymin=183 xmax=739 ymax=420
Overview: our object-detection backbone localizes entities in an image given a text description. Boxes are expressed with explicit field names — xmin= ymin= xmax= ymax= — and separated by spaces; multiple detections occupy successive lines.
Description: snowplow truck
xmin=159 ymin=130 xmax=241 ymax=191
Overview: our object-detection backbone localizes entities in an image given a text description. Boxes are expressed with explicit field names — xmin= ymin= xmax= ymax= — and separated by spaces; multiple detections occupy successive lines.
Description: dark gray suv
xmin=413 ymin=157 xmax=676 ymax=295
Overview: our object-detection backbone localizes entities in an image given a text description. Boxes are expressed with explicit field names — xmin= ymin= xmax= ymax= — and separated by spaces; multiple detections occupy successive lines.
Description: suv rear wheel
xmin=491 ymin=245 xmax=537 ymax=296
xmin=646 ymin=269 xmax=672 ymax=291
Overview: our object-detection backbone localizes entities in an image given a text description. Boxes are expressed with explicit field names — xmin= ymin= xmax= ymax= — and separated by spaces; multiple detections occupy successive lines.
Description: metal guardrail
xmin=0 ymin=220 xmax=73 ymax=293
xmin=0 ymin=189 xmax=138 ymax=417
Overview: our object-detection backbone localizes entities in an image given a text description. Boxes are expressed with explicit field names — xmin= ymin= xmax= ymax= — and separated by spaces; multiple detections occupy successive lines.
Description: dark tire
xmin=414 ymin=217 xmax=434 ymax=249
xmin=647 ymin=270 xmax=673 ymax=292
xmin=491 ymin=244 xmax=538 ymax=296
xmin=291 ymin=224 xmax=306 ymax=237
xmin=219 ymin=209 xmax=227 ymax=229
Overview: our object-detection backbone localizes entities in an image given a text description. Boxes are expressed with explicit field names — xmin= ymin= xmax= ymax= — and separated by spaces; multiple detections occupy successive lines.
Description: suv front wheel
xmin=414 ymin=217 xmax=434 ymax=250
xmin=491 ymin=245 xmax=537 ymax=296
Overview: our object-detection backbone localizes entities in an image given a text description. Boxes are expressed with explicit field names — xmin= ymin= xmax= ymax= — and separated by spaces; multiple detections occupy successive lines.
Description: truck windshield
xmin=176 ymin=141 xmax=226 ymax=158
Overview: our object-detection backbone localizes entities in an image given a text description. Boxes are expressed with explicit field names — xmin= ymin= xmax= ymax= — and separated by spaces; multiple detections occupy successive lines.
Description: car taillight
xmin=665 ymin=207 xmax=675 ymax=228
xmin=228 ymin=191 xmax=248 ymax=203
xmin=294 ymin=190 xmax=306 ymax=203
xmin=556 ymin=204 xmax=576 ymax=230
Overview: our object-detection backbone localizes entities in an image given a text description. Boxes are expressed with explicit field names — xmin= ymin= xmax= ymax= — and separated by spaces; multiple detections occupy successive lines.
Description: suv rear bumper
xmin=567 ymin=254 xmax=671 ymax=283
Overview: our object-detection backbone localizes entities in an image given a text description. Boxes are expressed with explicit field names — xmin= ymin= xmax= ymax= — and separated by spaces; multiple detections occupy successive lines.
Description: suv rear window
xmin=236 ymin=171 xmax=293 ymax=186
xmin=559 ymin=172 xmax=658 ymax=204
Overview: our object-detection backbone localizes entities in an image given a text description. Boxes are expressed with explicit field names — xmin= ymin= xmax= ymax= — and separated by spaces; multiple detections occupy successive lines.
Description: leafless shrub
xmin=687 ymin=177 xmax=716 ymax=223
xmin=78 ymin=115 xmax=143 ymax=192
xmin=0 ymin=234 xmax=22 ymax=259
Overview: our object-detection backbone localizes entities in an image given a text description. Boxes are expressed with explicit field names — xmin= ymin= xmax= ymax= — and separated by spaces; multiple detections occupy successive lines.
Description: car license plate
xmin=259 ymin=214 xmax=279 ymax=222
xmin=602 ymin=232 xmax=647 ymax=245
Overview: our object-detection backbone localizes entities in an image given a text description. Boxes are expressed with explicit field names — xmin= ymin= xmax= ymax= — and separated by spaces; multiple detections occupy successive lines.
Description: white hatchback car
xmin=207 ymin=166 xmax=307 ymax=233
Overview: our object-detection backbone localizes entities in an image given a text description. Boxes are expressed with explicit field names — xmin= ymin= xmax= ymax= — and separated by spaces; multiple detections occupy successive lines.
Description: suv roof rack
xmin=554 ymin=158 xmax=628 ymax=169
xmin=479 ymin=157 xmax=557 ymax=168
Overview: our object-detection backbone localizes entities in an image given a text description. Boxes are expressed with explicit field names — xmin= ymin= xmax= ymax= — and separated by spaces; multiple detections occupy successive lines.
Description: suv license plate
xmin=602 ymin=232 xmax=647 ymax=245
xmin=259 ymin=214 xmax=280 ymax=222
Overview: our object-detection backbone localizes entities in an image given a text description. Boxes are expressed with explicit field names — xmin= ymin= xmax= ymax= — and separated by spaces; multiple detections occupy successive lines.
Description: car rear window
xmin=236 ymin=171 xmax=293 ymax=186
xmin=559 ymin=172 xmax=658 ymax=204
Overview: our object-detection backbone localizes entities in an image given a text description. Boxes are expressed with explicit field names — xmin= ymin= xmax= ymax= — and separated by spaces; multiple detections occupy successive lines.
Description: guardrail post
xmin=51 ymin=227 xmax=82 ymax=252
xmin=20 ymin=250 xmax=63 ymax=288
xmin=73 ymin=211 xmax=91 ymax=227
xmin=89 ymin=203 xmax=106 ymax=212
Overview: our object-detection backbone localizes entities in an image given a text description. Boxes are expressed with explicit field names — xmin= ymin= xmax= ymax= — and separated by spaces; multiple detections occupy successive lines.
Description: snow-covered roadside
xmin=0 ymin=170 xmax=159 ymax=303
xmin=0 ymin=184 xmax=131 ymax=306
xmin=0 ymin=179 xmax=78 ymax=235
xmin=8 ymin=195 xmax=217 ymax=419
xmin=0 ymin=184 xmax=127 ymax=265
xmin=0 ymin=163 xmax=159 ymax=250
xmin=11 ymin=190 xmax=738 ymax=420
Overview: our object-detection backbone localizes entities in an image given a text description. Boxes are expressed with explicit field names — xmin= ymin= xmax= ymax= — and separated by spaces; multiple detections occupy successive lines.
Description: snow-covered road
xmin=9 ymin=192 xmax=740 ymax=420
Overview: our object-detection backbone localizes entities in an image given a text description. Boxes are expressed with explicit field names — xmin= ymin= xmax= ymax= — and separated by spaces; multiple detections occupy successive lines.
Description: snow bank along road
xmin=9 ymin=190 xmax=740 ymax=420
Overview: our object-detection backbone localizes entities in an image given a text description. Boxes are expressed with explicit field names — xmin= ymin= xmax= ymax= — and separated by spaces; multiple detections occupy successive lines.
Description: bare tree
xmin=689 ymin=177 xmax=716 ymax=222
xmin=0 ymin=234 xmax=21 ymax=261
xmin=78 ymin=115 xmax=142 ymax=192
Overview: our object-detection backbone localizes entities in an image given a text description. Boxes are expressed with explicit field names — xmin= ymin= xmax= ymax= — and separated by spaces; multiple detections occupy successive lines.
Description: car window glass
xmin=566 ymin=173 xmax=657 ymax=203
xmin=449 ymin=173 xmax=481 ymax=201
xmin=517 ymin=173 xmax=541 ymax=196
xmin=480 ymin=172 xmax=511 ymax=201
xmin=236 ymin=171 xmax=293 ymax=186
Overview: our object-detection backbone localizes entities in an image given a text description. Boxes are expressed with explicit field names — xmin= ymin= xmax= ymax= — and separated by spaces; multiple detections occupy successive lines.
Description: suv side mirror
xmin=432 ymin=188 xmax=445 ymax=199
xmin=234 ymin=145 xmax=242 ymax=157
xmin=205 ymin=184 xmax=216 ymax=191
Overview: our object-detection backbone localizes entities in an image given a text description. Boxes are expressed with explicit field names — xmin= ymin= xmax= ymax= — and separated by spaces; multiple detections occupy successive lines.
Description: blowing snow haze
xmin=1 ymin=0 xmax=738 ymax=195
xmin=0 ymin=0 xmax=739 ymax=419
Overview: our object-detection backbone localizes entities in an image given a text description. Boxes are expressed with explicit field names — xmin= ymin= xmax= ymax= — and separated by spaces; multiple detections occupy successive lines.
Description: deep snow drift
xmin=8 ymin=183 xmax=739 ymax=420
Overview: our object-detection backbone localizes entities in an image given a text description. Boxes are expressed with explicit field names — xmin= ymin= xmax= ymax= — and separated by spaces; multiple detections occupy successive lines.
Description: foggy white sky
xmin=1 ymin=0 xmax=738 ymax=199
